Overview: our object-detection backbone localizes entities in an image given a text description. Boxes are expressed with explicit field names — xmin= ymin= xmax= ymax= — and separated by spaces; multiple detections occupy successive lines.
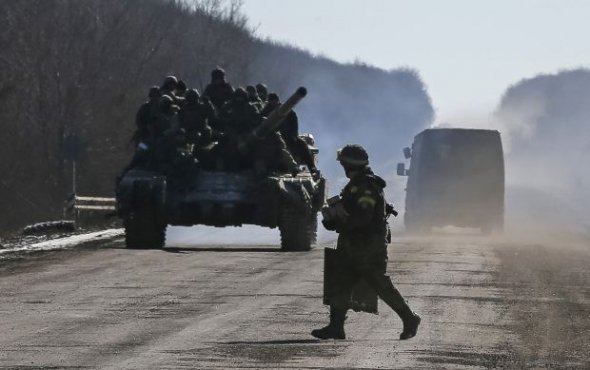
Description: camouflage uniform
xmin=122 ymin=94 xmax=176 ymax=174
xmin=133 ymin=86 xmax=161 ymax=146
xmin=175 ymin=79 xmax=187 ymax=100
xmin=212 ymin=88 xmax=261 ymax=170
xmin=312 ymin=144 xmax=420 ymax=341
xmin=262 ymin=94 xmax=317 ymax=172
xmin=220 ymin=88 xmax=262 ymax=136
xmin=203 ymin=68 xmax=235 ymax=109
xmin=246 ymin=85 xmax=264 ymax=111
xmin=121 ymin=87 xmax=159 ymax=176
xmin=256 ymin=83 xmax=268 ymax=103
xmin=155 ymin=128 xmax=183 ymax=172
xmin=178 ymin=89 xmax=215 ymax=144
xmin=160 ymin=75 xmax=184 ymax=106
xmin=150 ymin=95 xmax=178 ymax=140
xmin=252 ymin=132 xmax=298 ymax=175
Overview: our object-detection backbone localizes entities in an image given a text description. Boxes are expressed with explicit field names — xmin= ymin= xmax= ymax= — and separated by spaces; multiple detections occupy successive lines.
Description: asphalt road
xmin=0 ymin=233 xmax=588 ymax=369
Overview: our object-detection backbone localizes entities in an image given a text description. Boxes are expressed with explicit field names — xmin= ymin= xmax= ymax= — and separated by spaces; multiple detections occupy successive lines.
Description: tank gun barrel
xmin=238 ymin=87 xmax=307 ymax=153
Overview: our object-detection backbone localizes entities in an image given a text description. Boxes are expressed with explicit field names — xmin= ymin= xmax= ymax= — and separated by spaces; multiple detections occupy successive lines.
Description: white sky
xmin=242 ymin=0 xmax=590 ymax=123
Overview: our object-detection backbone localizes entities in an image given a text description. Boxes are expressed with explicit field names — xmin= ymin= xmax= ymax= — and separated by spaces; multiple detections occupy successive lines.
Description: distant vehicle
xmin=116 ymin=87 xmax=326 ymax=251
xmin=397 ymin=128 xmax=504 ymax=233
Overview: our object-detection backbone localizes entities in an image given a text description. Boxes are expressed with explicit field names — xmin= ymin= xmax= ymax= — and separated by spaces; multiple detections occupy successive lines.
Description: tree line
xmin=0 ymin=0 xmax=434 ymax=232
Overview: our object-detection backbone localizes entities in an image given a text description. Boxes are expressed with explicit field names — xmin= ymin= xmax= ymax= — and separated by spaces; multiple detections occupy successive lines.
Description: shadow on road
xmin=162 ymin=246 xmax=281 ymax=253
xmin=220 ymin=339 xmax=321 ymax=345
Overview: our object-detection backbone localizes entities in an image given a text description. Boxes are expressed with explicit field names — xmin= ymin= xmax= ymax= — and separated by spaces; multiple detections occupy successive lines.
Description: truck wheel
xmin=124 ymin=210 xmax=166 ymax=249
xmin=279 ymin=205 xmax=316 ymax=252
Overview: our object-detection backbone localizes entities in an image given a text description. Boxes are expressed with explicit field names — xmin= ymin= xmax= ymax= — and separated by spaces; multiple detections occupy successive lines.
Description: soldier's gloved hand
xmin=321 ymin=206 xmax=337 ymax=231
xmin=321 ymin=206 xmax=334 ymax=221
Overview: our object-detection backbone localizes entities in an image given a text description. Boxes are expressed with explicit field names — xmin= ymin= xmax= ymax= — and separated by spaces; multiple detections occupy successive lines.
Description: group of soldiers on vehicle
xmin=127 ymin=68 xmax=317 ymax=177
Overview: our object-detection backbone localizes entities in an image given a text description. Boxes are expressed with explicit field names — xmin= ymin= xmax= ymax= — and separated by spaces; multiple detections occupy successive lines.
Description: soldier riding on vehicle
xmin=262 ymin=93 xmax=317 ymax=173
xmin=213 ymin=87 xmax=262 ymax=170
xmin=178 ymin=89 xmax=215 ymax=145
xmin=178 ymin=89 xmax=217 ymax=168
xmin=256 ymin=83 xmax=268 ymax=103
xmin=133 ymin=86 xmax=161 ymax=147
xmin=246 ymin=85 xmax=264 ymax=111
xmin=160 ymin=76 xmax=183 ymax=106
xmin=203 ymin=67 xmax=235 ymax=110
xmin=175 ymin=79 xmax=188 ymax=101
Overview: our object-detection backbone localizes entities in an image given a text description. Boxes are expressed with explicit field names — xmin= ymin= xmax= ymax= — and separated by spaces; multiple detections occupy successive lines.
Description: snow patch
xmin=0 ymin=229 xmax=123 ymax=255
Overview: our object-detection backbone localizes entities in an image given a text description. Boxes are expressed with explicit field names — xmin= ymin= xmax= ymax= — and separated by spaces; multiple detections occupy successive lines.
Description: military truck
xmin=116 ymin=87 xmax=326 ymax=251
xmin=397 ymin=128 xmax=504 ymax=233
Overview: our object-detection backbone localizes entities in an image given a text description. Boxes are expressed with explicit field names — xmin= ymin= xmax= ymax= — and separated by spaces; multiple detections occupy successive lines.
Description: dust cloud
xmin=490 ymin=69 xmax=590 ymax=239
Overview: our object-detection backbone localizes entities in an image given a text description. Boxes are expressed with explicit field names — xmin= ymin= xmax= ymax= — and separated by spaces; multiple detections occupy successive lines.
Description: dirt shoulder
xmin=493 ymin=240 xmax=590 ymax=369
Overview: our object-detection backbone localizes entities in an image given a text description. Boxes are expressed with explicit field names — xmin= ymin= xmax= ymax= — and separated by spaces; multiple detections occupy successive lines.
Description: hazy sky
xmin=242 ymin=0 xmax=590 ymax=123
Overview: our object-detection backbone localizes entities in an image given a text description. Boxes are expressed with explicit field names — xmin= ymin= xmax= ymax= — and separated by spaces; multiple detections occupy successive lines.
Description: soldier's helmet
xmin=256 ymin=83 xmax=268 ymax=95
xmin=185 ymin=89 xmax=200 ymax=104
xmin=233 ymin=87 xmax=248 ymax=101
xmin=211 ymin=67 xmax=225 ymax=80
xmin=246 ymin=85 xmax=259 ymax=98
xmin=176 ymin=79 xmax=187 ymax=93
xmin=337 ymin=144 xmax=369 ymax=167
xmin=148 ymin=86 xmax=161 ymax=99
xmin=267 ymin=93 xmax=280 ymax=103
xmin=162 ymin=76 xmax=178 ymax=91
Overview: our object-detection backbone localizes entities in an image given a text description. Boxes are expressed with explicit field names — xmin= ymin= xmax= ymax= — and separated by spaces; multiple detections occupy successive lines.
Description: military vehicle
xmin=116 ymin=87 xmax=326 ymax=251
xmin=397 ymin=128 xmax=504 ymax=233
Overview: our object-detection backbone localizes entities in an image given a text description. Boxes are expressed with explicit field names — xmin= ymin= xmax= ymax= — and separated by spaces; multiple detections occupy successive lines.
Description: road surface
xmin=0 ymin=232 xmax=588 ymax=369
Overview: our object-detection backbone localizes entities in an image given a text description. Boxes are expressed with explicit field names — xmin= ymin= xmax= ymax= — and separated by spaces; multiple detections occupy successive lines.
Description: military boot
xmin=376 ymin=277 xmax=421 ymax=340
xmin=311 ymin=306 xmax=346 ymax=340
xmin=400 ymin=312 xmax=421 ymax=340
